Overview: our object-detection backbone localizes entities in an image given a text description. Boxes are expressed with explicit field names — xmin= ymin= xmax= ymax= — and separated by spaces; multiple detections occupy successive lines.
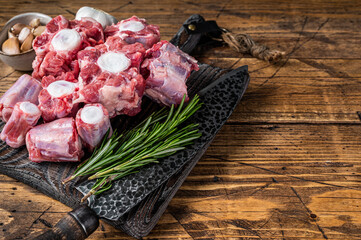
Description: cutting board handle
xmin=33 ymin=205 xmax=99 ymax=240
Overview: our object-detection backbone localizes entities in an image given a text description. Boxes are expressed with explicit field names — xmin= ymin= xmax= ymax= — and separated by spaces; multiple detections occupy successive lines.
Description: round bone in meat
xmin=1 ymin=101 xmax=41 ymax=148
xmin=81 ymin=105 xmax=104 ymax=124
xmin=119 ymin=20 xmax=145 ymax=32
xmin=51 ymin=29 xmax=81 ymax=51
xmin=76 ymin=103 xmax=111 ymax=151
xmin=20 ymin=102 xmax=41 ymax=115
xmin=47 ymin=80 xmax=76 ymax=98
xmin=76 ymin=6 xmax=117 ymax=29
xmin=97 ymin=52 xmax=130 ymax=73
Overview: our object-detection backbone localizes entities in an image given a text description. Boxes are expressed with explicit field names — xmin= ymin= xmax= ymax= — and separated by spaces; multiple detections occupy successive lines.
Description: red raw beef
xmin=33 ymin=51 xmax=80 ymax=81
xmin=33 ymin=15 xmax=69 ymax=58
xmin=32 ymin=15 xmax=104 ymax=82
xmin=38 ymin=80 xmax=79 ymax=122
xmin=76 ymin=103 xmax=112 ymax=151
xmin=76 ymin=38 xmax=146 ymax=117
xmin=41 ymin=72 xmax=78 ymax=88
xmin=0 ymin=102 xmax=41 ymax=148
xmin=141 ymin=40 xmax=199 ymax=106
xmin=105 ymin=16 xmax=160 ymax=49
xmin=70 ymin=17 xmax=105 ymax=46
xmin=0 ymin=74 xmax=42 ymax=122
xmin=26 ymin=118 xmax=83 ymax=162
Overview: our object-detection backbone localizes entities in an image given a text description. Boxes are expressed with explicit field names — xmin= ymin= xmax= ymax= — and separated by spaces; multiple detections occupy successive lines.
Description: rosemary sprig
xmin=63 ymin=95 xmax=202 ymax=202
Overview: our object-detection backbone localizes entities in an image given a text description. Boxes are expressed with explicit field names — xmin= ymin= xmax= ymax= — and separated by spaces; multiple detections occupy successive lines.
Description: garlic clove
xmin=8 ymin=30 xmax=16 ymax=38
xmin=11 ymin=23 xmax=27 ymax=35
xmin=20 ymin=33 xmax=34 ymax=52
xmin=29 ymin=18 xmax=40 ymax=28
xmin=33 ymin=26 xmax=46 ymax=36
xmin=2 ymin=37 xmax=20 ymax=55
xmin=18 ymin=27 xmax=31 ymax=44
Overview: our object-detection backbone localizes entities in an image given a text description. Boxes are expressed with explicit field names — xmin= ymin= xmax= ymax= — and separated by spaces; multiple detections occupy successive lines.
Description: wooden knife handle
xmin=33 ymin=205 xmax=99 ymax=240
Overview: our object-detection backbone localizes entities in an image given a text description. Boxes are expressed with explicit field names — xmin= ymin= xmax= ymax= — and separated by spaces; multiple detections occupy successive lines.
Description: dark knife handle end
xmin=33 ymin=205 xmax=99 ymax=240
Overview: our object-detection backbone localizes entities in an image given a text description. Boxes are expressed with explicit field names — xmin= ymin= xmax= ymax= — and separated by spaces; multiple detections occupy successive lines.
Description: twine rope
xmin=219 ymin=28 xmax=285 ymax=63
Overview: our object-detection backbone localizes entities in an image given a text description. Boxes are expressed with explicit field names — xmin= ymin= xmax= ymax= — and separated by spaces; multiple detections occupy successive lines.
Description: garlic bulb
xmin=2 ymin=18 xmax=45 ymax=55
xmin=76 ymin=6 xmax=117 ymax=29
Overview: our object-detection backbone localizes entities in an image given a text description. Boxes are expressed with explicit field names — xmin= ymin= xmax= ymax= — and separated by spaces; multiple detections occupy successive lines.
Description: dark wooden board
xmin=3 ymin=0 xmax=361 ymax=239
xmin=0 ymin=14 xmax=250 ymax=238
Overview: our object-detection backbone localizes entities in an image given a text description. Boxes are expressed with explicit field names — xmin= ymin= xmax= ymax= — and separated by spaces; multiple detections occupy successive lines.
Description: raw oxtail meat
xmin=38 ymin=80 xmax=79 ymax=122
xmin=141 ymin=40 xmax=199 ymax=106
xmin=76 ymin=6 xmax=118 ymax=29
xmin=0 ymin=14 xmax=201 ymax=162
xmin=26 ymin=118 xmax=83 ymax=162
xmin=32 ymin=15 xmax=104 ymax=82
xmin=0 ymin=74 xmax=42 ymax=122
xmin=76 ymin=39 xmax=146 ymax=117
xmin=104 ymin=16 xmax=160 ymax=49
xmin=41 ymin=72 xmax=78 ymax=88
xmin=0 ymin=102 xmax=41 ymax=148
xmin=76 ymin=103 xmax=112 ymax=151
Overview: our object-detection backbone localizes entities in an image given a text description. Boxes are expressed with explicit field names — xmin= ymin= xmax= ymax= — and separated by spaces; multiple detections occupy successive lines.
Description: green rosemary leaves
xmin=63 ymin=95 xmax=202 ymax=202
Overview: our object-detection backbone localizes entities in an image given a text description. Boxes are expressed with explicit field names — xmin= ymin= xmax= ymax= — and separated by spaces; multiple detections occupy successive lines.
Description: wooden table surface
xmin=1 ymin=0 xmax=361 ymax=239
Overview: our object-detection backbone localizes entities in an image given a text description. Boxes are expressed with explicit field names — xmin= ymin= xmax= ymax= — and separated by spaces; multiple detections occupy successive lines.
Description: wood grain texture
xmin=1 ymin=0 xmax=361 ymax=239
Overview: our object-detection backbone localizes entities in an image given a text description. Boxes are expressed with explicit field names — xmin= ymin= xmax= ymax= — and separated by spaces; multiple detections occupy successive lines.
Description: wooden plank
xmin=1 ymin=0 xmax=361 ymax=239
xmin=166 ymin=124 xmax=361 ymax=239
xmin=230 ymin=76 xmax=361 ymax=124
xmin=1 ymin=124 xmax=361 ymax=239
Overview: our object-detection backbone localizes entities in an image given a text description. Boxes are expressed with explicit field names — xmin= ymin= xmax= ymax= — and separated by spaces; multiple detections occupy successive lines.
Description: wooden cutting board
xmin=0 ymin=15 xmax=250 ymax=238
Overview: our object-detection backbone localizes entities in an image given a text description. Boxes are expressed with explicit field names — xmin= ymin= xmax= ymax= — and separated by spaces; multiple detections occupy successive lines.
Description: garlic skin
xmin=11 ymin=23 xmax=27 ymax=35
xmin=8 ymin=30 xmax=16 ymax=38
xmin=76 ymin=6 xmax=117 ymax=29
xmin=33 ymin=26 xmax=46 ymax=37
xmin=29 ymin=18 xmax=40 ymax=28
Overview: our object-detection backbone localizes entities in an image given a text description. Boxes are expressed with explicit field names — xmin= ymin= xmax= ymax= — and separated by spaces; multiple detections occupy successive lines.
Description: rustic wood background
xmin=1 ymin=0 xmax=361 ymax=239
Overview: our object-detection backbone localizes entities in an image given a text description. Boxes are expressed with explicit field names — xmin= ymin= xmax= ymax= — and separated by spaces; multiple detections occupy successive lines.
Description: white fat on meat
xmin=97 ymin=52 xmax=130 ymax=73
xmin=80 ymin=105 xmax=103 ymax=124
xmin=119 ymin=20 xmax=145 ymax=32
xmin=51 ymin=29 xmax=81 ymax=51
xmin=47 ymin=80 xmax=76 ymax=98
